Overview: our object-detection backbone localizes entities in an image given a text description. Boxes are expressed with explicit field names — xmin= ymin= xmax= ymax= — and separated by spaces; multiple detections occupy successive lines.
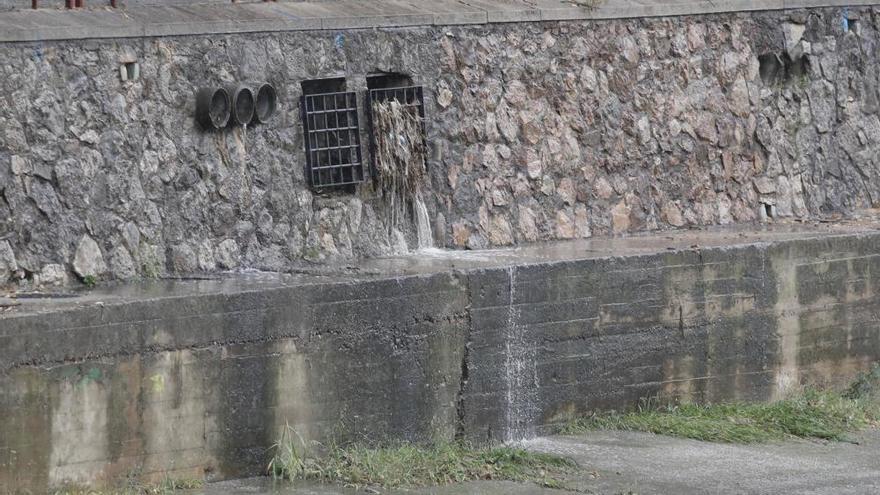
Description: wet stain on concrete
xmin=0 ymin=369 xmax=52 ymax=494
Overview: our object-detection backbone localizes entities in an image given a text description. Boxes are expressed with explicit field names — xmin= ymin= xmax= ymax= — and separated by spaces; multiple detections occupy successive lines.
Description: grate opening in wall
xmin=366 ymin=73 xmax=425 ymax=174
xmin=366 ymin=84 xmax=427 ymax=172
xmin=301 ymin=78 xmax=365 ymax=189
xmin=367 ymin=84 xmax=427 ymax=191
xmin=367 ymin=81 xmax=430 ymax=246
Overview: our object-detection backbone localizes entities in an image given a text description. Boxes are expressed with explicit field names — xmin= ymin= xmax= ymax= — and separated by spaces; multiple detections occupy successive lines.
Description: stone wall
xmin=2 ymin=7 xmax=880 ymax=287
xmin=2 ymin=228 xmax=879 ymax=490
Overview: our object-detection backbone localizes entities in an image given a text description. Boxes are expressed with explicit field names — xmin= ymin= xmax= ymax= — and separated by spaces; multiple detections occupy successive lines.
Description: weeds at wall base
xmin=51 ymin=476 xmax=204 ymax=495
xmin=266 ymin=424 xmax=576 ymax=489
xmin=561 ymin=365 xmax=880 ymax=444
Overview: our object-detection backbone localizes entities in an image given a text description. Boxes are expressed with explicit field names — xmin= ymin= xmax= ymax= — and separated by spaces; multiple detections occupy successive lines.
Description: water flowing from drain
xmin=413 ymin=194 xmax=433 ymax=250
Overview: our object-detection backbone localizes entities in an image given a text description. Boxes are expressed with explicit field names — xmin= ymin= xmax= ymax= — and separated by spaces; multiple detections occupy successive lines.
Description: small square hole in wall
xmin=849 ymin=18 xmax=861 ymax=35
xmin=120 ymin=61 xmax=139 ymax=82
xmin=842 ymin=10 xmax=861 ymax=35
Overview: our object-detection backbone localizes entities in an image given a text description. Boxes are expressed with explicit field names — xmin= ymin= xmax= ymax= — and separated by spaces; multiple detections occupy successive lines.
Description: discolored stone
xmin=72 ymin=235 xmax=107 ymax=280
xmin=0 ymin=241 xmax=16 ymax=282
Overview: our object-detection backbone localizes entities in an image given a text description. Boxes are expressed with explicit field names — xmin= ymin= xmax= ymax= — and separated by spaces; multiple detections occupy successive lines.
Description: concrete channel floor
xmin=202 ymin=429 xmax=880 ymax=495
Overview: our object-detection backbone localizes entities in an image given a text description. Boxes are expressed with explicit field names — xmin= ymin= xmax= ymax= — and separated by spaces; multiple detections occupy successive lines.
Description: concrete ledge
xmin=0 ymin=0 xmax=876 ymax=43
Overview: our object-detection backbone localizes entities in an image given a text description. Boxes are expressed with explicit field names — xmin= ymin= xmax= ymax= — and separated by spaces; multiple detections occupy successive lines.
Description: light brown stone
xmin=488 ymin=215 xmax=514 ymax=245
xmin=518 ymin=206 xmax=540 ymax=242
xmin=525 ymin=150 xmax=542 ymax=179
xmin=754 ymin=177 xmax=777 ymax=194
xmin=595 ymin=177 xmax=614 ymax=200
xmin=611 ymin=201 xmax=631 ymax=234
xmin=662 ymin=201 xmax=686 ymax=227
xmin=504 ymin=80 xmax=528 ymax=108
xmin=447 ymin=165 xmax=460 ymax=188
xmin=557 ymin=178 xmax=576 ymax=206
xmin=575 ymin=204 xmax=591 ymax=238
xmin=491 ymin=189 xmax=510 ymax=206
xmin=556 ymin=210 xmax=576 ymax=239
xmin=452 ymin=222 xmax=470 ymax=247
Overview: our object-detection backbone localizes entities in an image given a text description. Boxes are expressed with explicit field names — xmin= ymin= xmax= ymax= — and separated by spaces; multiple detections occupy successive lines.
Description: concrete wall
xmin=1 ymin=273 xmax=470 ymax=490
xmin=2 ymin=6 xmax=880 ymax=287
xmin=463 ymin=233 xmax=880 ymax=441
xmin=2 ymin=229 xmax=879 ymax=490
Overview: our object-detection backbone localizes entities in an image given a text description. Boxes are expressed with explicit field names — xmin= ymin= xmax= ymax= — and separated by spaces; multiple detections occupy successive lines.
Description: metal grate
xmin=301 ymin=91 xmax=365 ymax=188
xmin=367 ymin=85 xmax=426 ymax=173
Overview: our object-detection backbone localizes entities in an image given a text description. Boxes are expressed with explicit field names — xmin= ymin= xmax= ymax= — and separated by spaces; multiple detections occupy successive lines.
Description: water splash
xmin=503 ymin=266 xmax=539 ymax=442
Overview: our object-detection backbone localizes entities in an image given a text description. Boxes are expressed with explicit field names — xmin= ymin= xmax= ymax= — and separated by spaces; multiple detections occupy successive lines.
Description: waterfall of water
xmin=503 ymin=266 xmax=539 ymax=442
xmin=413 ymin=194 xmax=434 ymax=250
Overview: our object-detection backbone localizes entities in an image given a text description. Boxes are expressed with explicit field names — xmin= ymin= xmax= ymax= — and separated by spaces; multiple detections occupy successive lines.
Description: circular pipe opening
xmin=252 ymin=83 xmax=277 ymax=124
xmin=228 ymin=85 xmax=255 ymax=126
xmin=195 ymin=87 xmax=230 ymax=130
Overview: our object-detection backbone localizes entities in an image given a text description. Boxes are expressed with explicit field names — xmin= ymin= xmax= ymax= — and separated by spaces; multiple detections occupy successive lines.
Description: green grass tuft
xmin=51 ymin=476 xmax=204 ymax=495
xmin=561 ymin=367 xmax=880 ymax=444
xmin=268 ymin=424 xmax=575 ymax=488
xmin=845 ymin=364 xmax=880 ymax=401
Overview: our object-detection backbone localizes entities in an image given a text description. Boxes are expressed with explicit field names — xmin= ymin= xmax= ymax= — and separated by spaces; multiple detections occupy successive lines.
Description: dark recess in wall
xmin=301 ymin=76 xmax=346 ymax=94
xmin=758 ymin=52 xmax=811 ymax=85
xmin=758 ymin=53 xmax=782 ymax=84
xmin=366 ymin=72 xmax=414 ymax=89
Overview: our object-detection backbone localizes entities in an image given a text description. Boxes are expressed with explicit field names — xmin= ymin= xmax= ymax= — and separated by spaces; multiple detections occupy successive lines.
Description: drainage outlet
xmin=227 ymin=85 xmax=255 ymax=127
xmin=252 ymin=83 xmax=277 ymax=124
xmin=195 ymin=87 xmax=231 ymax=130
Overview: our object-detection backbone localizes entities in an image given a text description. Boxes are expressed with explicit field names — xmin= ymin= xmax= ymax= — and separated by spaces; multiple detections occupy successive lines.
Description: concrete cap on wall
xmin=0 ymin=0 xmax=878 ymax=43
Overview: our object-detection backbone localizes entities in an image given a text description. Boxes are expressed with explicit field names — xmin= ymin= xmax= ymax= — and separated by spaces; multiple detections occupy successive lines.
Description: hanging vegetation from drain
xmin=371 ymin=94 xmax=432 ymax=248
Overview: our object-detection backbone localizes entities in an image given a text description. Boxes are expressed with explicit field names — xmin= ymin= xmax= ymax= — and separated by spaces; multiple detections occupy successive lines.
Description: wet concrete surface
xmin=4 ymin=220 xmax=880 ymax=318
xmin=202 ymin=429 xmax=880 ymax=495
